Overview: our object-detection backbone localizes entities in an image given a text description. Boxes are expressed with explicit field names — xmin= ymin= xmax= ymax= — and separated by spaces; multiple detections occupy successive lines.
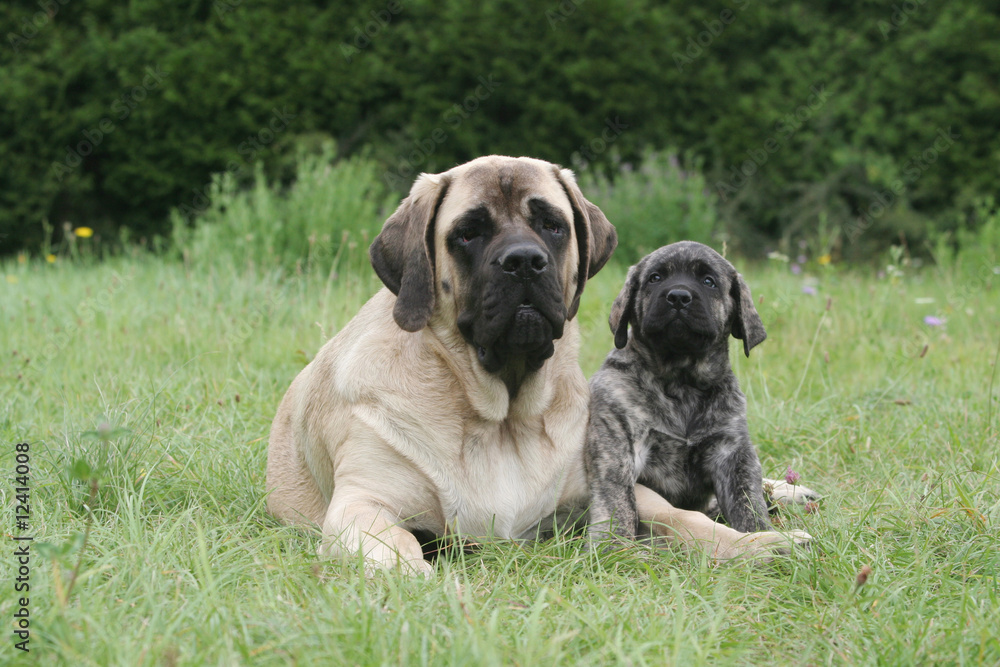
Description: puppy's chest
xmin=633 ymin=389 xmax=723 ymax=484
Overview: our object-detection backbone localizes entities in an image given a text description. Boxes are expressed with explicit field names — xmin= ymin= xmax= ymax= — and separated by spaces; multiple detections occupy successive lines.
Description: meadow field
xmin=1 ymin=240 xmax=998 ymax=665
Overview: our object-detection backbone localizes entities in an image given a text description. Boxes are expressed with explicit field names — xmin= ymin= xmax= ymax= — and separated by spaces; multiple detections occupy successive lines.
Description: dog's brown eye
xmin=542 ymin=221 xmax=563 ymax=235
xmin=649 ymin=273 xmax=662 ymax=283
xmin=457 ymin=230 xmax=480 ymax=245
xmin=702 ymin=276 xmax=716 ymax=288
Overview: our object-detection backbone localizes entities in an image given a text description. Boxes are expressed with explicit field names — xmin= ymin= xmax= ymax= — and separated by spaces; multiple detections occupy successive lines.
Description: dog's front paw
xmin=764 ymin=478 xmax=821 ymax=506
xmin=718 ymin=529 xmax=813 ymax=561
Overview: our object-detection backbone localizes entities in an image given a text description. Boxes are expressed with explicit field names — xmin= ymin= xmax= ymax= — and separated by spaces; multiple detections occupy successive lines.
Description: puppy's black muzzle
xmin=666 ymin=288 xmax=693 ymax=310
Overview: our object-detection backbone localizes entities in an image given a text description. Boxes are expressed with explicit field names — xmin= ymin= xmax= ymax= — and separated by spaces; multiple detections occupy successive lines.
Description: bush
xmin=172 ymin=145 xmax=394 ymax=272
xmin=2 ymin=0 xmax=999 ymax=260
xmin=578 ymin=152 xmax=719 ymax=263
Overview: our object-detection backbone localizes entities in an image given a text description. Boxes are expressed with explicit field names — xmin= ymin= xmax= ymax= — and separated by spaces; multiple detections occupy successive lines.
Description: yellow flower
xmin=46 ymin=254 xmax=57 ymax=263
xmin=74 ymin=227 xmax=94 ymax=238
xmin=17 ymin=253 xmax=27 ymax=264
xmin=818 ymin=254 xmax=832 ymax=265
xmin=5 ymin=275 xmax=19 ymax=284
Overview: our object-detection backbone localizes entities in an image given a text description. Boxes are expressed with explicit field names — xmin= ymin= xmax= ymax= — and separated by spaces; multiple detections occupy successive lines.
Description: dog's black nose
xmin=666 ymin=288 xmax=693 ymax=309
xmin=500 ymin=244 xmax=548 ymax=279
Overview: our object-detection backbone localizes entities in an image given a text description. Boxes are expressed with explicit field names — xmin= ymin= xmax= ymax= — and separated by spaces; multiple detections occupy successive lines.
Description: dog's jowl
xmin=587 ymin=241 xmax=785 ymax=543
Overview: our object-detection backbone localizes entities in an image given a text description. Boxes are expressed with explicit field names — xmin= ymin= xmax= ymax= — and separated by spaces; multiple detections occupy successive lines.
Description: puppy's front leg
xmin=710 ymin=438 xmax=771 ymax=533
xmin=585 ymin=411 xmax=639 ymax=543
xmin=319 ymin=490 xmax=432 ymax=577
xmin=636 ymin=484 xmax=811 ymax=561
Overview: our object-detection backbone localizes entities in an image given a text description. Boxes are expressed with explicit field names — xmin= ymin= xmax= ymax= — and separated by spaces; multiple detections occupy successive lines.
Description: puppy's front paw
xmin=764 ymin=478 xmax=821 ymax=506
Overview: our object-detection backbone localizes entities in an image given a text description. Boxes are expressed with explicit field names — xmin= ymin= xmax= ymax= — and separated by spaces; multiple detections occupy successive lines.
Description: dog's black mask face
xmin=610 ymin=241 xmax=766 ymax=361
xmin=451 ymin=200 xmax=570 ymax=375
xmin=371 ymin=157 xmax=617 ymax=390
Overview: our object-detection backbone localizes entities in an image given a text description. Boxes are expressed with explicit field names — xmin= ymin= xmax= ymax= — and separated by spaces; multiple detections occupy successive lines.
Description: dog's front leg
xmin=710 ymin=439 xmax=771 ymax=533
xmin=585 ymin=411 xmax=640 ymax=543
xmin=319 ymin=491 xmax=432 ymax=577
xmin=635 ymin=484 xmax=811 ymax=561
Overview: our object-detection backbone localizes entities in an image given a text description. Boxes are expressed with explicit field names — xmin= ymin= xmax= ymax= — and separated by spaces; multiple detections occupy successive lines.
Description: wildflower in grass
xmin=797 ymin=254 xmax=806 ymax=264
xmin=5 ymin=275 xmax=18 ymax=284
xmin=802 ymin=285 xmax=817 ymax=295
xmin=74 ymin=227 xmax=94 ymax=238
xmin=923 ymin=315 xmax=944 ymax=327
xmin=818 ymin=254 xmax=832 ymax=265
xmin=46 ymin=254 xmax=57 ymax=263
xmin=17 ymin=253 xmax=26 ymax=264
xmin=784 ymin=466 xmax=800 ymax=485
xmin=790 ymin=263 xmax=802 ymax=275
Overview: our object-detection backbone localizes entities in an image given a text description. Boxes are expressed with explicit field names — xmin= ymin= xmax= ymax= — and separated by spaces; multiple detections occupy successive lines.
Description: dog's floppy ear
xmin=609 ymin=263 xmax=640 ymax=349
xmin=730 ymin=272 xmax=767 ymax=356
xmin=553 ymin=166 xmax=618 ymax=319
xmin=370 ymin=173 xmax=450 ymax=332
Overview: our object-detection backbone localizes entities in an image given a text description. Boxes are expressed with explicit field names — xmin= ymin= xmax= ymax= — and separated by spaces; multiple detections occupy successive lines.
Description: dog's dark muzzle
xmin=458 ymin=240 xmax=567 ymax=373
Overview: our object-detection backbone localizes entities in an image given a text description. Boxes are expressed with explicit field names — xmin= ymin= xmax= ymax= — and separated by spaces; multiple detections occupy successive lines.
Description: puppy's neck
xmin=627 ymin=337 xmax=735 ymax=390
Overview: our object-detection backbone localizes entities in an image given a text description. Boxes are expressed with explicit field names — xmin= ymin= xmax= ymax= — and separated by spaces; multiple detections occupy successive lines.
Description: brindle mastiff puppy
xmin=586 ymin=241 xmax=815 ymax=555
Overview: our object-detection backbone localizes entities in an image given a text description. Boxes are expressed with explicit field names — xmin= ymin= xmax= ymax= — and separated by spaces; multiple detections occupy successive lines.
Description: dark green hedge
xmin=2 ymin=0 xmax=998 ymax=257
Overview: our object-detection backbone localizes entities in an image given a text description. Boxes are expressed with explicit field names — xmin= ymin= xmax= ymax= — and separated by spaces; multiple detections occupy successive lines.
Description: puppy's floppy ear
xmin=553 ymin=166 xmax=618 ymax=319
xmin=730 ymin=272 xmax=767 ymax=356
xmin=369 ymin=173 xmax=450 ymax=332
xmin=609 ymin=263 xmax=640 ymax=349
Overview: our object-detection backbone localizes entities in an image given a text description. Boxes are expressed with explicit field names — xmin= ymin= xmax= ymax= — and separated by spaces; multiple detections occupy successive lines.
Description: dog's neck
xmin=426 ymin=318 xmax=581 ymax=422
xmin=626 ymin=336 xmax=736 ymax=391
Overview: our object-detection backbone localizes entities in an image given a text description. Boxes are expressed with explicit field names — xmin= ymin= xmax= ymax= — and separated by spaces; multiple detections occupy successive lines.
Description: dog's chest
xmin=633 ymin=387 xmax=720 ymax=504
xmin=445 ymin=417 xmax=585 ymax=538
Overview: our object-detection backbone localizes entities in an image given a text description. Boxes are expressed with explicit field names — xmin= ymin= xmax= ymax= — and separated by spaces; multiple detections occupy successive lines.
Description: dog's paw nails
xmin=789 ymin=529 xmax=813 ymax=546
xmin=765 ymin=478 xmax=822 ymax=505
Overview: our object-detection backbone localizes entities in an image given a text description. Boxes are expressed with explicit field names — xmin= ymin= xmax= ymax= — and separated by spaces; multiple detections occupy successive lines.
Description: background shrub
xmin=172 ymin=144 xmax=394 ymax=272
xmin=2 ymin=0 xmax=998 ymax=260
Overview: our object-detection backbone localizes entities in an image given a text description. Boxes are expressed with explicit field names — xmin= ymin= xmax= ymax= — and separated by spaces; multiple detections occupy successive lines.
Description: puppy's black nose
xmin=666 ymin=288 xmax=693 ymax=310
xmin=500 ymin=244 xmax=548 ymax=279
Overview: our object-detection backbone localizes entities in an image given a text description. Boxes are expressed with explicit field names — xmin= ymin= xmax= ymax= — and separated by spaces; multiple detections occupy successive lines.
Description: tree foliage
xmin=1 ymin=0 xmax=997 ymax=257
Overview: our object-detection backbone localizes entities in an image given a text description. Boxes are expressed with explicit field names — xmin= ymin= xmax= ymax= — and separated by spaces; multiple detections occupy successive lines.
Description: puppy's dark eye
xmin=648 ymin=273 xmax=662 ymax=284
xmin=455 ymin=229 xmax=480 ymax=245
xmin=702 ymin=276 xmax=717 ymax=288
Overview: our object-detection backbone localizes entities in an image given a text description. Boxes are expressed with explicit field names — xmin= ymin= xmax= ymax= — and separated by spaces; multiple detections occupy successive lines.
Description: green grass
xmin=2 ymin=247 xmax=998 ymax=666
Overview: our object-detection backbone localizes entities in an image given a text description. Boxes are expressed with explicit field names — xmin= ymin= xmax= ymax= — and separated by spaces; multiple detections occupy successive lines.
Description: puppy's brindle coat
xmin=587 ymin=241 xmax=772 ymax=541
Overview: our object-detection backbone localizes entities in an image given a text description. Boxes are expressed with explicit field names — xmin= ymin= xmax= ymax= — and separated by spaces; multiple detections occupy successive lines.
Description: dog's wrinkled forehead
xmin=641 ymin=241 xmax=735 ymax=286
xmin=436 ymin=156 xmax=573 ymax=230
